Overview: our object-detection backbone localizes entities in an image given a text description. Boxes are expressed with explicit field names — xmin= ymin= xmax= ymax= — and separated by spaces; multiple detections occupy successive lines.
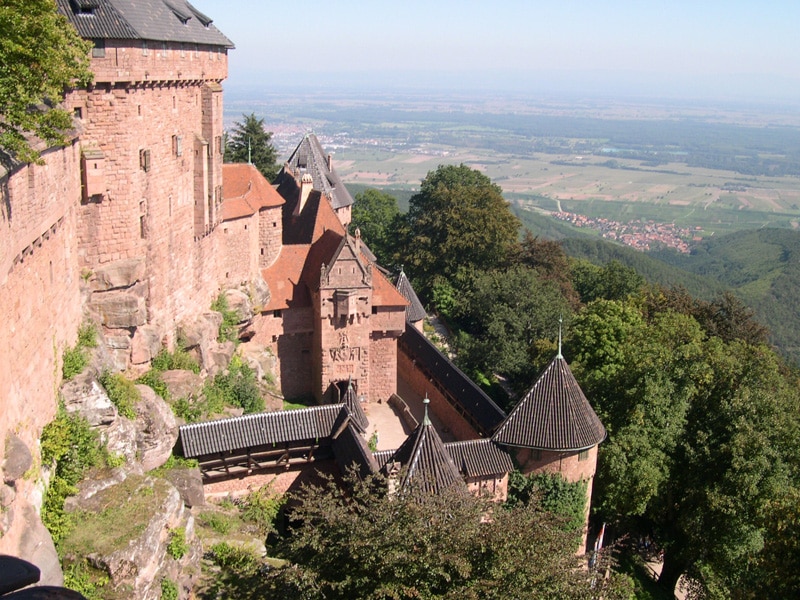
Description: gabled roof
xmin=399 ymin=325 xmax=507 ymax=435
xmin=395 ymin=270 xmax=426 ymax=323
xmin=179 ymin=405 xmax=341 ymax=458
xmin=383 ymin=403 xmax=466 ymax=495
xmin=277 ymin=134 xmax=354 ymax=210
xmin=492 ymin=355 xmax=606 ymax=451
xmin=331 ymin=421 xmax=378 ymax=479
xmin=222 ymin=163 xmax=284 ymax=221
xmin=444 ymin=439 xmax=514 ymax=479
xmin=56 ymin=0 xmax=234 ymax=47
xmin=341 ymin=381 xmax=369 ymax=433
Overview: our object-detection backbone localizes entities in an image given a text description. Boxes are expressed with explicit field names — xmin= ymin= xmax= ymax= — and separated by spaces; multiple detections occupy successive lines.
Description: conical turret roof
xmin=384 ymin=401 xmax=466 ymax=495
xmin=492 ymin=355 xmax=606 ymax=451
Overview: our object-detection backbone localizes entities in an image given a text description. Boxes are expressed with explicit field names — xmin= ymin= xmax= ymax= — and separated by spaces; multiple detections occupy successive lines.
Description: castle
xmin=0 ymin=0 xmax=605 ymax=570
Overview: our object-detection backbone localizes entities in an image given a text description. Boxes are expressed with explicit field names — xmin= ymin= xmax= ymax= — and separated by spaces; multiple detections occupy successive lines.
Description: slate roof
xmin=444 ymin=439 xmax=514 ymax=479
xmin=56 ymin=0 xmax=234 ymax=47
xmin=492 ymin=355 xmax=606 ymax=451
xmin=331 ymin=421 xmax=378 ymax=479
xmin=399 ymin=325 xmax=507 ymax=435
xmin=395 ymin=270 xmax=426 ymax=323
xmin=383 ymin=405 xmax=466 ymax=495
xmin=179 ymin=405 xmax=341 ymax=458
xmin=341 ymin=381 xmax=369 ymax=433
xmin=277 ymin=134 xmax=354 ymax=210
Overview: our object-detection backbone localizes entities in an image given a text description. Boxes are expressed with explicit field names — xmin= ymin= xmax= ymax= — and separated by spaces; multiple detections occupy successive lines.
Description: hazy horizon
xmin=191 ymin=0 xmax=800 ymax=105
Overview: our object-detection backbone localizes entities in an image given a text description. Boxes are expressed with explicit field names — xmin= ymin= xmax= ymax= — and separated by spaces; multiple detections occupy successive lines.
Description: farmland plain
xmin=225 ymin=85 xmax=800 ymax=239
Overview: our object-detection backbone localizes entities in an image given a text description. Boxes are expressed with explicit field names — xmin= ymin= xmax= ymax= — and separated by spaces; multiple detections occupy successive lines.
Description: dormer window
xmin=71 ymin=0 xmax=100 ymax=15
xmin=164 ymin=0 xmax=193 ymax=24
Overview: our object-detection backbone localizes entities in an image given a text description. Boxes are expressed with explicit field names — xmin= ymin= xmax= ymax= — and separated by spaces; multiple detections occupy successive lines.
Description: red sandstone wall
xmin=258 ymin=207 xmax=282 ymax=269
xmin=516 ymin=445 xmax=598 ymax=483
xmin=397 ymin=350 xmax=479 ymax=441
xmin=65 ymin=44 xmax=233 ymax=347
xmin=221 ymin=215 xmax=259 ymax=285
xmin=0 ymin=144 xmax=83 ymax=449
xmin=88 ymin=40 xmax=227 ymax=86
xmin=369 ymin=333 xmax=397 ymax=402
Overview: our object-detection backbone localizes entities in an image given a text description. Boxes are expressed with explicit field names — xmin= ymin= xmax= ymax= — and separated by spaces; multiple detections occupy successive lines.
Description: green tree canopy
xmin=255 ymin=473 xmax=631 ymax=599
xmin=396 ymin=164 xmax=520 ymax=301
xmin=454 ymin=265 xmax=570 ymax=394
xmin=0 ymin=0 xmax=92 ymax=164
xmin=224 ymin=113 xmax=279 ymax=181
xmin=350 ymin=188 xmax=400 ymax=265
xmin=569 ymin=298 xmax=800 ymax=597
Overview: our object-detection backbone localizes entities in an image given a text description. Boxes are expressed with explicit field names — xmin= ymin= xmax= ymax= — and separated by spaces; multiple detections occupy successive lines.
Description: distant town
xmin=553 ymin=211 xmax=702 ymax=253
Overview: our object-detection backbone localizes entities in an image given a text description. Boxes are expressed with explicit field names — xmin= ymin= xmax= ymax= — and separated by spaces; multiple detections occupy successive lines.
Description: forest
xmin=349 ymin=167 xmax=800 ymax=599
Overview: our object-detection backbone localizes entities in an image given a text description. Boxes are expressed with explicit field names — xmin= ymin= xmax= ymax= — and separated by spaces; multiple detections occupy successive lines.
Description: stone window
xmin=91 ymin=39 xmax=105 ymax=58
xmin=172 ymin=135 xmax=183 ymax=157
xmin=142 ymin=41 xmax=148 ymax=56
xmin=273 ymin=310 xmax=282 ymax=318
xmin=139 ymin=149 xmax=151 ymax=172
xmin=578 ymin=449 xmax=589 ymax=461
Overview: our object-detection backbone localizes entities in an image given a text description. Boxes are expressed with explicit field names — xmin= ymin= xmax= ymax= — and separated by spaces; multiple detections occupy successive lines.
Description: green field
xmin=332 ymin=148 xmax=800 ymax=237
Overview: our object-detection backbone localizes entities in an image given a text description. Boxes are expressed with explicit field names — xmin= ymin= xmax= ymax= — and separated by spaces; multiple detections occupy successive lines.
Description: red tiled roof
xmin=261 ymin=245 xmax=312 ymax=310
xmin=372 ymin=268 xmax=408 ymax=308
xmin=222 ymin=163 xmax=284 ymax=221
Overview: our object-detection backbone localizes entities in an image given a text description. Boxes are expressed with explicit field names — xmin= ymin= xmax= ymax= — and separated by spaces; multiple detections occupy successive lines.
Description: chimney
xmin=327 ymin=153 xmax=332 ymax=171
xmin=296 ymin=173 xmax=313 ymax=215
xmin=354 ymin=227 xmax=361 ymax=254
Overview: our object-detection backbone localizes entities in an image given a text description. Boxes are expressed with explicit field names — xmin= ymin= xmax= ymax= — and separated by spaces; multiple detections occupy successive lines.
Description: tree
xmin=455 ymin=265 xmax=570 ymax=393
xmin=510 ymin=231 xmax=581 ymax=309
xmin=256 ymin=473 xmax=631 ymax=599
xmin=0 ymin=0 xmax=92 ymax=164
xmin=570 ymin=298 xmax=800 ymax=597
xmin=350 ymin=188 xmax=400 ymax=265
xmin=224 ymin=113 xmax=279 ymax=181
xmin=396 ymin=164 xmax=520 ymax=301
xmin=571 ymin=259 xmax=644 ymax=304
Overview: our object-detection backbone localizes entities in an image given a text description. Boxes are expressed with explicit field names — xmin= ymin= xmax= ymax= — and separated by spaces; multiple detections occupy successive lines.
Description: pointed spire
xmin=557 ymin=314 xmax=563 ymax=359
xmin=422 ymin=396 xmax=431 ymax=426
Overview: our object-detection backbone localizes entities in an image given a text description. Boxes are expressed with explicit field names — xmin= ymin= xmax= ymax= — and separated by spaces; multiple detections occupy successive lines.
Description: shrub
xmin=173 ymin=397 xmax=202 ymax=423
xmin=198 ymin=511 xmax=234 ymax=535
xmin=203 ymin=355 xmax=263 ymax=414
xmin=211 ymin=294 xmax=240 ymax=343
xmin=151 ymin=346 xmax=200 ymax=374
xmin=160 ymin=578 xmax=178 ymax=600
xmin=41 ymin=411 xmax=104 ymax=547
xmin=63 ymin=560 xmax=109 ymax=600
xmin=167 ymin=527 xmax=188 ymax=560
xmin=136 ymin=369 xmax=171 ymax=402
xmin=209 ymin=542 xmax=260 ymax=576
xmin=98 ymin=371 xmax=139 ymax=419
xmin=62 ymin=346 xmax=88 ymax=380
xmin=62 ymin=322 xmax=98 ymax=380
xmin=240 ymin=486 xmax=284 ymax=536
xmin=77 ymin=322 xmax=98 ymax=348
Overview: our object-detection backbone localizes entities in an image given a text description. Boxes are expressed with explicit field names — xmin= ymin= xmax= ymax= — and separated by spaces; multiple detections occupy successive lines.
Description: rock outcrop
xmin=63 ymin=475 xmax=200 ymax=599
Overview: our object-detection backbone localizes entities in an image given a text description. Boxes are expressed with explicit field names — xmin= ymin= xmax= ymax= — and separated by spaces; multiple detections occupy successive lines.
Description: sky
xmin=190 ymin=0 xmax=800 ymax=102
